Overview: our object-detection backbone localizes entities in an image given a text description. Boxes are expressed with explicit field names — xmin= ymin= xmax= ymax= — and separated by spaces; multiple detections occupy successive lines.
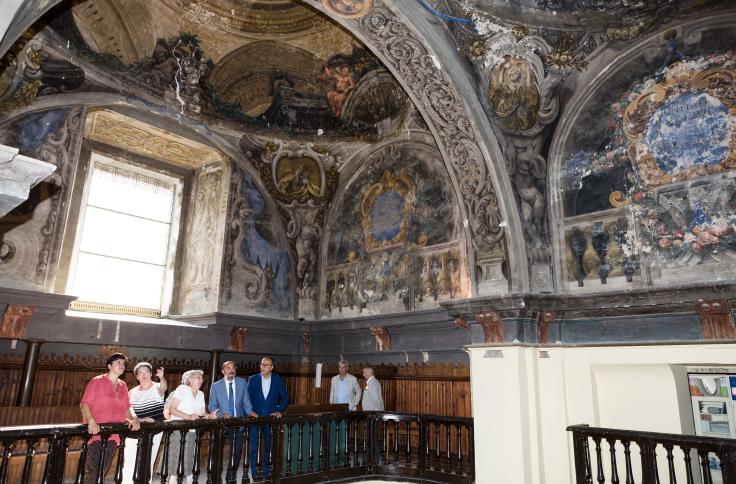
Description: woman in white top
xmin=164 ymin=369 xmax=215 ymax=484
xmin=122 ymin=362 xmax=167 ymax=483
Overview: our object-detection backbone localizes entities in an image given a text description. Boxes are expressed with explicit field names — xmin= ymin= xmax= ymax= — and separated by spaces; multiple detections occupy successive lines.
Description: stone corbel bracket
xmin=695 ymin=299 xmax=736 ymax=340
xmin=0 ymin=144 xmax=56 ymax=219
xmin=370 ymin=326 xmax=391 ymax=352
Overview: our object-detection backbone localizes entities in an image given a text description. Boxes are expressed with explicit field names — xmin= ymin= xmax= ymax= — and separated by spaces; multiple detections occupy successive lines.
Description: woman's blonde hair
xmin=181 ymin=369 xmax=204 ymax=385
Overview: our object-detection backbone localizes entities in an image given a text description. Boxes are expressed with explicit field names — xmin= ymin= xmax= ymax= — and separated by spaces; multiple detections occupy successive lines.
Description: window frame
xmin=65 ymin=152 xmax=184 ymax=317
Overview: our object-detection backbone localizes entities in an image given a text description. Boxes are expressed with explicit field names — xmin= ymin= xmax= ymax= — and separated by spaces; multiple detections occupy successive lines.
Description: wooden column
xmin=16 ymin=338 xmax=44 ymax=406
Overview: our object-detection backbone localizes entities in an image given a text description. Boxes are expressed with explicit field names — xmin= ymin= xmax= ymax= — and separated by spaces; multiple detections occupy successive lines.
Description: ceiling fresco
xmin=451 ymin=0 xmax=727 ymax=33
xmin=24 ymin=0 xmax=410 ymax=139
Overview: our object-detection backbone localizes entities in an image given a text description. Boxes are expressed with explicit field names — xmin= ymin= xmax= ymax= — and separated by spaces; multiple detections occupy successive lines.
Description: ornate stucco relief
xmin=84 ymin=109 xmax=226 ymax=169
xmin=176 ymin=162 xmax=230 ymax=315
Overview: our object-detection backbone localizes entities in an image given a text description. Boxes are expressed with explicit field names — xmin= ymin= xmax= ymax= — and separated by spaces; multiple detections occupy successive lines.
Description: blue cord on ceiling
xmin=415 ymin=0 xmax=478 ymax=32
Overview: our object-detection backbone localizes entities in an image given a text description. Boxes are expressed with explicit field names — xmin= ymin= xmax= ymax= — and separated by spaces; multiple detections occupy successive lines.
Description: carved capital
xmin=537 ymin=311 xmax=554 ymax=344
xmin=370 ymin=326 xmax=391 ymax=352
xmin=475 ymin=311 xmax=504 ymax=344
xmin=228 ymin=327 xmax=249 ymax=352
xmin=0 ymin=304 xmax=35 ymax=339
xmin=695 ymin=299 xmax=736 ymax=340
xmin=454 ymin=316 xmax=470 ymax=331
xmin=302 ymin=331 xmax=311 ymax=354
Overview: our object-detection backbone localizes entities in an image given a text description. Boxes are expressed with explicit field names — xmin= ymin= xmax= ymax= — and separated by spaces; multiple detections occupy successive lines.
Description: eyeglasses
xmin=260 ymin=363 xmax=273 ymax=367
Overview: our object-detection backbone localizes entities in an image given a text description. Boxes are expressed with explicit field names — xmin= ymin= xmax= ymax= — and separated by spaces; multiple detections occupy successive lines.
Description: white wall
xmin=468 ymin=343 xmax=736 ymax=484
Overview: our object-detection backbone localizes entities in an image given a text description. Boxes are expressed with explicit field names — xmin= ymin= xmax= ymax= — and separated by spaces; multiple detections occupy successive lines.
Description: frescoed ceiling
xmin=52 ymin=0 xmax=399 ymax=137
xmin=1 ymin=0 xmax=736 ymax=320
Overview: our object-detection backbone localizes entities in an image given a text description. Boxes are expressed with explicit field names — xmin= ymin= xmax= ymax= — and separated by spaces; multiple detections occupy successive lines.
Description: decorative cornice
xmin=83 ymin=109 xmax=226 ymax=168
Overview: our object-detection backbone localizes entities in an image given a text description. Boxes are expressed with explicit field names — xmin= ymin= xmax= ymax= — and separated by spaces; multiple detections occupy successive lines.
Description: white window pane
xmin=87 ymin=164 xmax=175 ymax=222
xmin=79 ymin=206 xmax=171 ymax=265
xmin=72 ymin=253 xmax=165 ymax=309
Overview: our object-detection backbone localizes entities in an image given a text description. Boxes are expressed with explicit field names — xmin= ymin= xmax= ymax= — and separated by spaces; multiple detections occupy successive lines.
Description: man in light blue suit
xmin=247 ymin=356 xmax=289 ymax=479
xmin=209 ymin=360 xmax=253 ymax=480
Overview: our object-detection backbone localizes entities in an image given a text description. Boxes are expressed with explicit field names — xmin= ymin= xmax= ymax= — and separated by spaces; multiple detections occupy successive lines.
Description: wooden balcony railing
xmin=568 ymin=424 xmax=736 ymax=484
xmin=0 ymin=411 xmax=473 ymax=483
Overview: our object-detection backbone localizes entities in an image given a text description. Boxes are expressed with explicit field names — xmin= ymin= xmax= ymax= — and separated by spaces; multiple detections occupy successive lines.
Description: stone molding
xmin=0 ymin=143 xmax=55 ymax=218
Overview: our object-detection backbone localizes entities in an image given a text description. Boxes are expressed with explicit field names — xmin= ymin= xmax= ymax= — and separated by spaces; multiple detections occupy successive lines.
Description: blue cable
xmin=415 ymin=0 xmax=478 ymax=32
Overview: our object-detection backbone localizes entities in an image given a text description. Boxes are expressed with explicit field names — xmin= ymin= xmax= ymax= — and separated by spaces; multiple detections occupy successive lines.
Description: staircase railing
xmin=567 ymin=424 xmax=736 ymax=484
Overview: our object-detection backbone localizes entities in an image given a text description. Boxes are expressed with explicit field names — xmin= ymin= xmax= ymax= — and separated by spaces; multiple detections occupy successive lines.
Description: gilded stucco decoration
xmin=489 ymin=56 xmax=540 ymax=131
xmin=360 ymin=171 xmax=416 ymax=251
xmin=246 ymin=138 xmax=340 ymax=316
xmin=466 ymin=22 xmax=587 ymax=291
xmin=83 ymin=109 xmax=226 ymax=168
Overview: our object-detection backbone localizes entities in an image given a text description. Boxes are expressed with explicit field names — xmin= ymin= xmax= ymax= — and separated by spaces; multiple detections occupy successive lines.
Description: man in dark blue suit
xmin=209 ymin=361 xmax=253 ymax=480
xmin=247 ymin=356 xmax=289 ymax=479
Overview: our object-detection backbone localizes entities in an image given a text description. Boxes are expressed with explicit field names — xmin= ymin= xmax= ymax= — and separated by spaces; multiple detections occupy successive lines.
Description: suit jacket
xmin=209 ymin=376 xmax=253 ymax=418
xmin=247 ymin=373 xmax=289 ymax=416
xmin=329 ymin=373 xmax=362 ymax=410
xmin=361 ymin=376 xmax=384 ymax=411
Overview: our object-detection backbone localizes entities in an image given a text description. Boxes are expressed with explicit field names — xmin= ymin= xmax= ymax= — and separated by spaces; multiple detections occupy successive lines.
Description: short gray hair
xmin=181 ymin=369 xmax=204 ymax=385
xmin=338 ymin=360 xmax=349 ymax=367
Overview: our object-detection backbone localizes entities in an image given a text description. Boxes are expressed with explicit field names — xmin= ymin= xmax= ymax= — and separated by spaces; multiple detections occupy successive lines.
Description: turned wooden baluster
xmin=175 ymin=429 xmax=187 ymax=483
xmin=113 ymin=438 xmax=125 ymax=484
xmin=456 ymin=423 xmax=463 ymax=475
xmin=0 ymin=441 xmax=13 ymax=484
xmin=74 ymin=439 xmax=88 ymax=484
xmin=681 ymin=446 xmax=694 ymax=484
xmin=663 ymin=444 xmax=676 ymax=484
xmin=21 ymin=438 xmax=37 ymax=484
xmin=622 ymin=440 xmax=634 ymax=484
xmin=255 ymin=425 xmax=263 ymax=481
xmin=699 ymin=450 xmax=713 ymax=484
xmin=607 ymin=438 xmax=620 ymax=484
xmin=241 ymin=426 xmax=251 ymax=484
xmin=319 ymin=421 xmax=327 ymax=471
xmin=445 ymin=423 xmax=452 ymax=473
xmin=192 ymin=429 xmax=202 ymax=484
xmin=95 ymin=437 xmax=109 ymax=484
xmin=405 ymin=421 xmax=412 ymax=465
xmin=159 ymin=431 xmax=171 ymax=484
xmin=344 ymin=419 xmax=350 ymax=468
xmin=307 ymin=422 xmax=314 ymax=473
xmin=434 ymin=422 xmax=441 ymax=471
xmin=285 ymin=423 xmax=293 ymax=476
xmin=393 ymin=421 xmax=400 ymax=464
xmin=334 ymin=419 xmax=340 ymax=468
xmin=583 ymin=437 xmax=593 ymax=484
xmin=592 ymin=437 xmax=604 ymax=484
xmin=296 ymin=423 xmax=304 ymax=474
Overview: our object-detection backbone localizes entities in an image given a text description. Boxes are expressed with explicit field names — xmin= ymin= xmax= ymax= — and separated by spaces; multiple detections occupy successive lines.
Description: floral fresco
xmin=561 ymin=49 xmax=736 ymax=281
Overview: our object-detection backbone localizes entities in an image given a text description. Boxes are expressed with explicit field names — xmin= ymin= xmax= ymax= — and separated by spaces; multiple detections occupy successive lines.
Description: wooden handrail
xmin=567 ymin=424 xmax=736 ymax=484
xmin=0 ymin=412 xmax=474 ymax=484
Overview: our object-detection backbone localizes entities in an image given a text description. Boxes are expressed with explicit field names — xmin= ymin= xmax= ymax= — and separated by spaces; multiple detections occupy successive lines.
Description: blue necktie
xmin=227 ymin=381 xmax=235 ymax=417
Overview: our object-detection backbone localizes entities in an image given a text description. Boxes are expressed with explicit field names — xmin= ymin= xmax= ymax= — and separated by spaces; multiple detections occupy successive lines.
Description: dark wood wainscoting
xmin=0 ymin=353 xmax=470 ymax=417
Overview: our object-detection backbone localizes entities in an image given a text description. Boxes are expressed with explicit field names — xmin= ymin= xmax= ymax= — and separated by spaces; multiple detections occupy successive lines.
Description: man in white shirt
xmin=361 ymin=366 xmax=384 ymax=411
xmin=329 ymin=360 xmax=362 ymax=410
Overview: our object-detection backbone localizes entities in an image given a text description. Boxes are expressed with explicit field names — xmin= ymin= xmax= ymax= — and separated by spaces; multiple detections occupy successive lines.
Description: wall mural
xmin=322 ymin=143 xmax=468 ymax=317
xmin=221 ymin=167 xmax=293 ymax=318
xmin=0 ymin=108 xmax=82 ymax=291
xmin=560 ymin=47 xmax=736 ymax=286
